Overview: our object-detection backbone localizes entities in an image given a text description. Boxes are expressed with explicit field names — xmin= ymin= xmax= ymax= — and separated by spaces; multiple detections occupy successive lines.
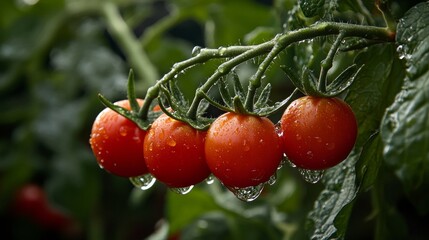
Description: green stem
xmin=244 ymin=40 xmax=284 ymax=111
xmin=318 ymin=31 xmax=345 ymax=93
xmin=186 ymin=41 xmax=275 ymax=118
xmin=101 ymin=1 xmax=158 ymax=88
xmin=186 ymin=22 xmax=393 ymax=118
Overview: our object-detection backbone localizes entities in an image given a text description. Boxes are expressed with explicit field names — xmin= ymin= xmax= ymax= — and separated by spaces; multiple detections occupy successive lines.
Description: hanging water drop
xmin=298 ymin=168 xmax=324 ymax=184
xmin=170 ymin=185 xmax=194 ymax=195
xmin=205 ymin=175 xmax=215 ymax=185
xmin=267 ymin=173 xmax=277 ymax=185
xmin=192 ymin=46 xmax=202 ymax=56
xmin=274 ymin=121 xmax=283 ymax=138
xmin=227 ymin=183 xmax=265 ymax=202
xmin=130 ymin=174 xmax=156 ymax=190
xmin=218 ymin=46 xmax=227 ymax=56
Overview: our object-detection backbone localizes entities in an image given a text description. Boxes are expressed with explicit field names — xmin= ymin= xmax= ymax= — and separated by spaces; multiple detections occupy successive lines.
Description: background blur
xmin=1 ymin=0 xmax=427 ymax=240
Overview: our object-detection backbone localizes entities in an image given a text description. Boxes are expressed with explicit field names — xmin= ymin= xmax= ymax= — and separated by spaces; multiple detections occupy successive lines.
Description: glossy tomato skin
xmin=205 ymin=112 xmax=283 ymax=188
xmin=280 ymin=96 xmax=357 ymax=170
xmin=143 ymin=114 xmax=210 ymax=188
xmin=90 ymin=99 xmax=148 ymax=177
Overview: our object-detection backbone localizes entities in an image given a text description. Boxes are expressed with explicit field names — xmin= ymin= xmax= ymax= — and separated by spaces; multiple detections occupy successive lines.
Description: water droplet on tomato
xmin=167 ymin=137 xmax=176 ymax=147
xmin=298 ymin=168 xmax=324 ymax=184
xmin=119 ymin=126 xmax=128 ymax=136
xmin=129 ymin=174 xmax=156 ymax=190
xmin=326 ymin=142 xmax=335 ymax=150
xmin=205 ymin=175 xmax=214 ymax=185
xmin=274 ymin=122 xmax=283 ymax=137
xmin=227 ymin=183 xmax=264 ymax=202
xmin=170 ymin=185 xmax=194 ymax=195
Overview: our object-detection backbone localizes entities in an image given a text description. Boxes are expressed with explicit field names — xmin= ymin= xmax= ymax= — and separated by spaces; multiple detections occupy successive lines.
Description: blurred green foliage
xmin=1 ymin=0 xmax=429 ymax=240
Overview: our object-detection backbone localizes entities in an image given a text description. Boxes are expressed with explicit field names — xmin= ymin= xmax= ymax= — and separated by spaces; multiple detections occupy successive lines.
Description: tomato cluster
xmin=89 ymin=95 xmax=357 ymax=197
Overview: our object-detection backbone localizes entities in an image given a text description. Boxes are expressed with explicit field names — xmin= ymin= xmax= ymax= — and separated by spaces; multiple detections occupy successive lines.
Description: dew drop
xmin=119 ymin=126 xmax=128 ymax=136
xmin=129 ymin=174 xmax=156 ymax=190
xmin=298 ymin=168 xmax=324 ymax=184
xmin=191 ymin=46 xmax=202 ymax=56
xmin=218 ymin=46 xmax=227 ymax=56
xmin=274 ymin=122 xmax=283 ymax=137
xmin=167 ymin=137 xmax=176 ymax=147
xmin=205 ymin=175 xmax=215 ymax=185
xmin=170 ymin=185 xmax=194 ymax=195
xmin=267 ymin=173 xmax=277 ymax=185
xmin=227 ymin=183 xmax=265 ymax=202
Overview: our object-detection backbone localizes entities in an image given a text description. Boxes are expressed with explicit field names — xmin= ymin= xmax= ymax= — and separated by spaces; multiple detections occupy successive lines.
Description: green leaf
xmin=299 ymin=0 xmax=325 ymax=18
xmin=381 ymin=2 xmax=429 ymax=215
xmin=355 ymin=133 xmax=383 ymax=193
xmin=254 ymin=83 xmax=272 ymax=109
xmin=218 ymin=77 xmax=233 ymax=109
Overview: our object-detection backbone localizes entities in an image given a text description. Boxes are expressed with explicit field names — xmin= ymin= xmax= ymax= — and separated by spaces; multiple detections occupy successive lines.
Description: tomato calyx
xmin=97 ymin=70 xmax=161 ymax=131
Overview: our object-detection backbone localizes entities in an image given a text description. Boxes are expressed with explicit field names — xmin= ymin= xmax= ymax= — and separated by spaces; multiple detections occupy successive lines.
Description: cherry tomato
xmin=13 ymin=184 xmax=72 ymax=231
xmin=280 ymin=96 xmax=357 ymax=170
xmin=143 ymin=114 xmax=210 ymax=188
xmin=90 ymin=99 xmax=148 ymax=177
xmin=205 ymin=112 xmax=283 ymax=188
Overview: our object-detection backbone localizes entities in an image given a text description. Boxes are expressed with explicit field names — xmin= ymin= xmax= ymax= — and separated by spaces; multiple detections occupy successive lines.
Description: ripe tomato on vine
xmin=205 ymin=112 xmax=283 ymax=188
xmin=89 ymin=99 xmax=149 ymax=177
xmin=143 ymin=113 xmax=210 ymax=188
xmin=280 ymin=96 xmax=358 ymax=170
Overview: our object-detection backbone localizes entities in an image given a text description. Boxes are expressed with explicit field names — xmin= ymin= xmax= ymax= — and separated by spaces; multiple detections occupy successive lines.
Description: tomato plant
xmin=143 ymin=113 xmax=210 ymax=188
xmin=3 ymin=0 xmax=429 ymax=239
xmin=280 ymin=96 xmax=357 ymax=170
xmin=89 ymin=99 xmax=149 ymax=177
xmin=205 ymin=112 xmax=283 ymax=188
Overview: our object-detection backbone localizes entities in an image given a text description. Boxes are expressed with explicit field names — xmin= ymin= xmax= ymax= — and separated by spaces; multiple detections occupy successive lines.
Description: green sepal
xmin=255 ymin=88 xmax=299 ymax=116
xmin=169 ymin=79 xmax=188 ymax=108
xmin=126 ymin=69 xmax=140 ymax=113
xmin=301 ymin=66 xmax=320 ymax=96
xmin=218 ymin=77 xmax=233 ymax=109
xmin=281 ymin=65 xmax=305 ymax=94
xmin=254 ymin=83 xmax=272 ymax=109
xmin=326 ymin=64 xmax=362 ymax=96
xmin=157 ymin=90 xmax=214 ymax=131
xmin=232 ymin=95 xmax=252 ymax=115
xmin=232 ymin=71 xmax=246 ymax=103
xmin=97 ymin=94 xmax=151 ymax=130
xmin=199 ymin=91 xmax=232 ymax=113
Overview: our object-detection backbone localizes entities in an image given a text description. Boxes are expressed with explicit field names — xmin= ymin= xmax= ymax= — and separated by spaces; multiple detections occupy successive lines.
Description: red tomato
xmin=205 ymin=112 xmax=283 ymax=188
xmin=13 ymin=184 xmax=72 ymax=231
xmin=143 ymin=114 xmax=210 ymax=188
xmin=90 ymin=99 xmax=148 ymax=177
xmin=280 ymin=96 xmax=357 ymax=170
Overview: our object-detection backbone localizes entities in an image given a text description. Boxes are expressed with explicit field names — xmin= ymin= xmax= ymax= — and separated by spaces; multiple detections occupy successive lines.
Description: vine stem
xmin=244 ymin=37 xmax=284 ymax=111
xmin=101 ymin=1 xmax=159 ymax=88
xmin=137 ymin=22 xmax=394 ymax=121
xmin=318 ymin=31 xmax=345 ymax=93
